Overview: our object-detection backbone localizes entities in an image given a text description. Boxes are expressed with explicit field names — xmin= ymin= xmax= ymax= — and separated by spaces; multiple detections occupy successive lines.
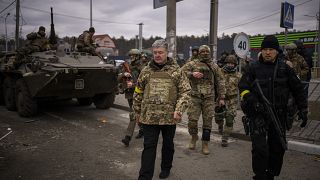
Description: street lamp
xmin=5 ymin=13 xmax=10 ymax=53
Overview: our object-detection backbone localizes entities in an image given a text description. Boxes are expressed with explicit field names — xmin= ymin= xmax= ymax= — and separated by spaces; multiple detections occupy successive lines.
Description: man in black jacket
xmin=238 ymin=35 xmax=308 ymax=180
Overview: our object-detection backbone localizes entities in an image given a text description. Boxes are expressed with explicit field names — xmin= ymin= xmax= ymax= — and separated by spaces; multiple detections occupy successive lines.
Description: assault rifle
xmin=255 ymin=81 xmax=287 ymax=150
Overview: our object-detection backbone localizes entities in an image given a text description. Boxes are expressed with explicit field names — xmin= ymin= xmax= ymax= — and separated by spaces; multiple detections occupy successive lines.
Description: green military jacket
xmin=221 ymin=68 xmax=241 ymax=99
xmin=77 ymin=31 xmax=94 ymax=48
xmin=181 ymin=58 xmax=226 ymax=99
xmin=26 ymin=32 xmax=49 ymax=51
xmin=133 ymin=58 xmax=190 ymax=125
xmin=287 ymin=54 xmax=309 ymax=81
xmin=118 ymin=59 xmax=146 ymax=99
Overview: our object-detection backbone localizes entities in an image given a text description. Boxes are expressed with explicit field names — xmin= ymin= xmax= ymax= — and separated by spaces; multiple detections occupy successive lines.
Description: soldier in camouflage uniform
xmin=133 ymin=39 xmax=190 ymax=180
xmin=16 ymin=26 xmax=49 ymax=63
xmin=214 ymin=55 xmax=241 ymax=147
xmin=181 ymin=45 xmax=226 ymax=155
xmin=284 ymin=43 xmax=309 ymax=130
xmin=76 ymin=27 xmax=96 ymax=55
xmin=285 ymin=43 xmax=309 ymax=81
xmin=120 ymin=49 xmax=146 ymax=146
xmin=185 ymin=46 xmax=199 ymax=63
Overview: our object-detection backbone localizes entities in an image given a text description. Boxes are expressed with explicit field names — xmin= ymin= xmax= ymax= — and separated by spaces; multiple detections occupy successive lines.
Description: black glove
xmin=298 ymin=110 xmax=308 ymax=128
xmin=241 ymin=93 xmax=258 ymax=116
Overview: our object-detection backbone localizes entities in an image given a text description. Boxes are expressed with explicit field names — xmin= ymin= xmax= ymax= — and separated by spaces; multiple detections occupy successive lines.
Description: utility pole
xmin=90 ymin=0 xmax=92 ymax=27
xmin=15 ymin=0 xmax=20 ymax=50
xmin=138 ymin=23 xmax=143 ymax=51
xmin=166 ymin=0 xmax=176 ymax=58
xmin=209 ymin=0 xmax=218 ymax=61
xmin=316 ymin=2 xmax=320 ymax=66
xmin=5 ymin=13 xmax=10 ymax=52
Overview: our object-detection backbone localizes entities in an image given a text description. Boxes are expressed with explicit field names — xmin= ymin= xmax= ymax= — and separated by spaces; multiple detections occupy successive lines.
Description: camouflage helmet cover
xmin=199 ymin=45 xmax=210 ymax=53
xmin=192 ymin=46 xmax=199 ymax=51
xmin=285 ymin=43 xmax=297 ymax=50
xmin=224 ymin=55 xmax=237 ymax=64
xmin=128 ymin=48 xmax=141 ymax=55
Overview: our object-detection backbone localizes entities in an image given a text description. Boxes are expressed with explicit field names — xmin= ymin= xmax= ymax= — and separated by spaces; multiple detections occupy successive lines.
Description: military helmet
xmin=285 ymin=43 xmax=297 ymax=50
xmin=89 ymin=27 xmax=95 ymax=33
xmin=192 ymin=46 xmax=199 ymax=51
xmin=39 ymin=26 xmax=45 ymax=32
xmin=128 ymin=49 xmax=140 ymax=55
xmin=199 ymin=45 xmax=210 ymax=53
xmin=224 ymin=55 xmax=237 ymax=64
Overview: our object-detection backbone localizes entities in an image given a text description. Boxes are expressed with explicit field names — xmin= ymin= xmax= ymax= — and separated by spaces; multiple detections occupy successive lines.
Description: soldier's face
xmin=286 ymin=49 xmax=296 ymax=58
xmin=153 ymin=47 xmax=167 ymax=65
xmin=192 ymin=50 xmax=198 ymax=56
xmin=261 ymin=48 xmax=278 ymax=62
xmin=199 ymin=50 xmax=210 ymax=60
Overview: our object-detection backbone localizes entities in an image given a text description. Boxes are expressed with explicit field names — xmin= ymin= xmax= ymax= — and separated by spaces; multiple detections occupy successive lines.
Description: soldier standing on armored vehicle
xmin=181 ymin=45 xmax=226 ymax=155
xmin=120 ymin=49 xmax=146 ymax=146
xmin=214 ymin=55 xmax=241 ymax=147
xmin=76 ymin=27 xmax=96 ymax=55
xmin=16 ymin=26 xmax=50 ymax=63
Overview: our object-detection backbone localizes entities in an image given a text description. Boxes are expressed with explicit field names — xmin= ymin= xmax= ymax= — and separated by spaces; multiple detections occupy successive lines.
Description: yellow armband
xmin=240 ymin=90 xmax=250 ymax=98
xmin=135 ymin=86 xmax=143 ymax=94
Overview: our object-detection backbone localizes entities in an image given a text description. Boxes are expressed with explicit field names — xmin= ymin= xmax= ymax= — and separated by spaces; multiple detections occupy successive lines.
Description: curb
xmin=288 ymin=140 xmax=320 ymax=155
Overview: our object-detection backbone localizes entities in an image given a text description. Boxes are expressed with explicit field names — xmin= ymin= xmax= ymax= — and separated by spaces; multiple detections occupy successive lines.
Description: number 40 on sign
xmin=233 ymin=32 xmax=250 ymax=59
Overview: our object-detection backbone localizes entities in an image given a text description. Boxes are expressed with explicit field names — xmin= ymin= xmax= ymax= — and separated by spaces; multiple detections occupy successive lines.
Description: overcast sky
xmin=0 ymin=0 xmax=318 ymax=39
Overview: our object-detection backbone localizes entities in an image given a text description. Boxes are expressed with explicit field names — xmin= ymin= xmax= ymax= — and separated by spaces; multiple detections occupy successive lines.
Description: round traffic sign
xmin=233 ymin=32 xmax=250 ymax=59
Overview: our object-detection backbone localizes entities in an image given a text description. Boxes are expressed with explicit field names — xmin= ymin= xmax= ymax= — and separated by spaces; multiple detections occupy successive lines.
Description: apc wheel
xmin=77 ymin=98 xmax=92 ymax=106
xmin=3 ymin=77 xmax=16 ymax=111
xmin=93 ymin=93 xmax=115 ymax=109
xmin=16 ymin=79 xmax=38 ymax=117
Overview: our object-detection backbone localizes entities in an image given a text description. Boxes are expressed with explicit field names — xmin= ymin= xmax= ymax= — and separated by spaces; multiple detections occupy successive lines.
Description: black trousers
xmin=251 ymin=122 xmax=286 ymax=180
xmin=138 ymin=124 xmax=176 ymax=180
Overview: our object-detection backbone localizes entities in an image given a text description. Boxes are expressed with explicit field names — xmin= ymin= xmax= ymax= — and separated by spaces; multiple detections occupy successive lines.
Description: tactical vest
xmin=142 ymin=71 xmax=177 ymax=119
xmin=190 ymin=61 xmax=214 ymax=95
xmin=224 ymin=72 xmax=240 ymax=98
xmin=251 ymin=59 xmax=290 ymax=108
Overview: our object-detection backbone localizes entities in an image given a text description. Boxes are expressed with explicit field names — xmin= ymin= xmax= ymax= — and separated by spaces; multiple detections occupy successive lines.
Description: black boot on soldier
xmin=121 ymin=135 xmax=131 ymax=147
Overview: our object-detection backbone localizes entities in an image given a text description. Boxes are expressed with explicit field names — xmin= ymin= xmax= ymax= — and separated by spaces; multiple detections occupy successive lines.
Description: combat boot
xmin=221 ymin=136 xmax=228 ymax=147
xmin=121 ymin=135 xmax=131 ymax=147
xmin=202 ymin=141 xmax=210 ymax=155
xmin=188 ymin=135 xmax=198 ymax=150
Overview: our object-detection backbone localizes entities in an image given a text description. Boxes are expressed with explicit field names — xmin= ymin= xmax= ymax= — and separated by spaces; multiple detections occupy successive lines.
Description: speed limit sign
xmin=233 ymin=32 xmax=250 ymax=59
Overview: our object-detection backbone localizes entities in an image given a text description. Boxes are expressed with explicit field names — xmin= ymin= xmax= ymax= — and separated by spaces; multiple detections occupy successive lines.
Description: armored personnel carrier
xmin=0 ymin=50 xmax=117 ymax=117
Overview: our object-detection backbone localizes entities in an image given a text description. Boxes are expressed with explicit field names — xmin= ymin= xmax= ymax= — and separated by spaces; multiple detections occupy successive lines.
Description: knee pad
xmin=201 ymin=129 xmax=211 ymax=141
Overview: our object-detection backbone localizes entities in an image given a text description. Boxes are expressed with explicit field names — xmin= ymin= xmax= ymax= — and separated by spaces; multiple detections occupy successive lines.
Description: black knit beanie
xmin=261 ymin=35 xmax=279 ymax=51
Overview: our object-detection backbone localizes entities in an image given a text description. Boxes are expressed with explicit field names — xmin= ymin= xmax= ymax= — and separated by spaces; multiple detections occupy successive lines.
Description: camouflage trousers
xmin=187 ymin=95 xmax=214 ymax=135
xmin=77 ymin=46 xmax=96 ymax=55
xmin=215 ymin=96 xmax=238 ymax=137
xmin=124 ymin=98 xmax=142 ymax=137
